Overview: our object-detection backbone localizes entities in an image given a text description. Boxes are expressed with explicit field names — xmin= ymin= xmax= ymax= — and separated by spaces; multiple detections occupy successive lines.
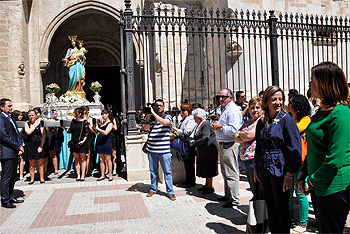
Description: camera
xmin=209 ymin=114 xmax=219 ymax=122
xmin=143 ymin=102 xmax=159 ymax=114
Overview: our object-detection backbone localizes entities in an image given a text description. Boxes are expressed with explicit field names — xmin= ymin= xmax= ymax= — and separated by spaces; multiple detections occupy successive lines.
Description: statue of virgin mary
xmin=62 ymin=35 xmax=86 ymax=97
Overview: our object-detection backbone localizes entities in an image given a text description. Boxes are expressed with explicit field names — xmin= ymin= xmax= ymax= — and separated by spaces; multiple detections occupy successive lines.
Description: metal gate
xmin=120 ymin=0 xmax=350 ymax=134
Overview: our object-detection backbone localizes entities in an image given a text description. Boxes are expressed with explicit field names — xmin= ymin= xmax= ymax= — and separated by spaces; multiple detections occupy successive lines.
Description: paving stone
xmin=0 ymin=168 xmax=320 ymax=234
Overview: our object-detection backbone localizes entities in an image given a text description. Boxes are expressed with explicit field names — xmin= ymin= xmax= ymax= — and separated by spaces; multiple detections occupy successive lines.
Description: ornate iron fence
xmin=120 ymin=0 xmax=350 ymax=134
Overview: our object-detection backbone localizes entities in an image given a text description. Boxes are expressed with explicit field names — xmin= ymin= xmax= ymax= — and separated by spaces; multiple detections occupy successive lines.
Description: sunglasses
xmin=217 ymin=95 xmax=229 ymax=99
xmin=240 ymin=95 xmax=245 ymax=98
xmin=181 ymin=109 xmax=187 ymax=112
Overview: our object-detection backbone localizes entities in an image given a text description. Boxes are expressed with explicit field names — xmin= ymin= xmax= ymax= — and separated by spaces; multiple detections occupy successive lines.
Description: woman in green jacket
xmin=296 ymin=62 xmax=350 ymax=233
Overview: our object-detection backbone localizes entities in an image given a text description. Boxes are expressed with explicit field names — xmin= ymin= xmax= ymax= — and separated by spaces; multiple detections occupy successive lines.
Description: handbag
xmin=246 ymin=183 xmax=269 ymax=234
xmin=68 ymin=121 xmax=83 ymax=151
xmin=171 ymin=137 xmax=189 ymax=161
xmin=171 ymin=123 xmax=196 ymax=161
xmin=142 ymin=123 xmax=155 ymax=154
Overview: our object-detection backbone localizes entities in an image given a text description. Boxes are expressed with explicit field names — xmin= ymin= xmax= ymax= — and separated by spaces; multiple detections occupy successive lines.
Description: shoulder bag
xmin=246 ymin=183 xmax=269 ymax=234
xmin=142 ymin=123 xmax=155 ymax=154
xmin=171 ymin=125 xmax=196 ymax=162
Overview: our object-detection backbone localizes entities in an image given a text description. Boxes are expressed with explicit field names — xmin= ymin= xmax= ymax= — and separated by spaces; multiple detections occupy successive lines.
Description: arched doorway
xmin=42 ymin=6 xmax=122 ymax=112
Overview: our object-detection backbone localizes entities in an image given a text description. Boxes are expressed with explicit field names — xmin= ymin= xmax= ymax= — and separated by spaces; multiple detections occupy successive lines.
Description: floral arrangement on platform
xmin=58 ymin=92 xmax=87 ymax=104
xmin=45 ymin=83 xmax=61 ymax=94
xmin=90 ymin=81 xmax=102 ymax=93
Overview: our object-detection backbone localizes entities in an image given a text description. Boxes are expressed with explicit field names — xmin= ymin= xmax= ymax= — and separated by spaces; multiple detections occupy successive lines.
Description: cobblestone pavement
xmin=0 ymin=168 xmax=322 ymax=234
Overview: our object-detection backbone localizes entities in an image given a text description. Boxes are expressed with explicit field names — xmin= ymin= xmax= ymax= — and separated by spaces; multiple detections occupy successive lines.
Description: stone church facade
xmin=0 ymin=0 xmax=349 ymax=111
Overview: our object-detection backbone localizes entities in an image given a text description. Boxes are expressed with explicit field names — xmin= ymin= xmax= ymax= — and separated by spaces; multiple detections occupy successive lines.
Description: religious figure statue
xmin=62 ymin=35 xmax=85 ymax=93
xmin=76 ymin=40 xmax=88 ymax=79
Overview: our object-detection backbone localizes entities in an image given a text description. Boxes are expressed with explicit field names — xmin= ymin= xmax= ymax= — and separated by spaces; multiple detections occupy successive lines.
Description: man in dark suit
xmin=0 ymin=98 xmax=24 ymax=208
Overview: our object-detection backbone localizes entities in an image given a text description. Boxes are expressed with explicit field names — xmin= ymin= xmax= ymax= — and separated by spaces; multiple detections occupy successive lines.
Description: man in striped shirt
xmin=143 ymin=99 xmax=176 ymax=201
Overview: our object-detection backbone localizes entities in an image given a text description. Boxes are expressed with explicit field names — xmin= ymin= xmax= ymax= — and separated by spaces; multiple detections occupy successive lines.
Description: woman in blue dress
xmin=94 ymin=110 xmax=114 ymax=181
xmin=63 ymin=36 xmax=85 ymax=92
xmin=254 ymin=86 xmax=302 ymax=233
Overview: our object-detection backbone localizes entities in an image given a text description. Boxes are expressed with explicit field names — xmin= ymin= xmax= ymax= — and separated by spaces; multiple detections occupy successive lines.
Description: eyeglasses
xmin=217 ymin=95 xmax=229 ymax=99
xmin=181 ymin=109 xmax=187 ymax=112
xmin=240 ymin=95 xmax=245 ymax=98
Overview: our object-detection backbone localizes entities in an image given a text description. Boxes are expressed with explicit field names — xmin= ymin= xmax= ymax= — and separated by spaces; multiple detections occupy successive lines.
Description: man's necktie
xmin=6 ymin=115 xmax=20 ymax=135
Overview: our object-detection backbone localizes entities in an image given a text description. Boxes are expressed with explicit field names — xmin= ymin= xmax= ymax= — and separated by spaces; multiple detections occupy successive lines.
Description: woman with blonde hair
xmin=297 ymin=62 xmax=350 ymax=233
xmin=254 ymin=86 xmax=302 ymax=233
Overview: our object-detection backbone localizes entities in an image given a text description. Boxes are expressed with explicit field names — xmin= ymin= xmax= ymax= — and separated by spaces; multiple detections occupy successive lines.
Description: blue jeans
xmin=148 ymin=152 xmax=174 ymax=195
xmin=243 ymin=159 xmax=256 ymax=196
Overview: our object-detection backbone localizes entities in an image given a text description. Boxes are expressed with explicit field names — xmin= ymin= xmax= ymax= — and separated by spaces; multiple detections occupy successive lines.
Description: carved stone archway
xmin=39 ymin=1 xmax=121 ymax=73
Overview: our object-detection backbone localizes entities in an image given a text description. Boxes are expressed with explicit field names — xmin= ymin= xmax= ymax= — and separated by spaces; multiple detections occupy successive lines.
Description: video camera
xmin=143 ymin=102 xmax=159 ymax=114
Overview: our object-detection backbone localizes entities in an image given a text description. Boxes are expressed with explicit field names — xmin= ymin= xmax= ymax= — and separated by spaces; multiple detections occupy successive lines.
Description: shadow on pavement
xmin=14 ymin=189 xmax=25 ymax=199
xmin=206 ymin=222 xmax=245 ymax=234
xmin=126 ymin=182 xmax=169 ymax=197
xmin=184 ymin=185 xmax=222 ymax=202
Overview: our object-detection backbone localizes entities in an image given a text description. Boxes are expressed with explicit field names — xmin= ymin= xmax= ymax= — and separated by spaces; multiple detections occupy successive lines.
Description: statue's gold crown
xmin=77 ymin=40 xmax=84 ymax=44
xmin=68 ymin=35 xmax=77 ymax=40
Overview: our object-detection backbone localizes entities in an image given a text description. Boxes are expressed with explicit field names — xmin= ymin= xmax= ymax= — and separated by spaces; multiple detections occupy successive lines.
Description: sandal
xmin=291 ymin=223 xmax=307 ymax=234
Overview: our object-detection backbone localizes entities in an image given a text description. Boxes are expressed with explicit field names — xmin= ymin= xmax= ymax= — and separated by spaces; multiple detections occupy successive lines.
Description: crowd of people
xmin=1 ymin=62 xmax=349 ymax=233
xmin=0 ymin=103 xmax=127 ymax=189
xmin=141 ymin=62 xmax=349 ymax=233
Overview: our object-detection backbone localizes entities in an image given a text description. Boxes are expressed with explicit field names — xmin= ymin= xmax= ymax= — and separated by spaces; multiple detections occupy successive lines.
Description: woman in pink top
xmin=234 ymin=97 xmax=262 ymax=196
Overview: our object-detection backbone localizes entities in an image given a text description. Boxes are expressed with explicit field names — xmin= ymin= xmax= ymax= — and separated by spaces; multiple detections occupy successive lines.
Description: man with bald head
xmin=211 ymin=89 xmax=242 ymax=208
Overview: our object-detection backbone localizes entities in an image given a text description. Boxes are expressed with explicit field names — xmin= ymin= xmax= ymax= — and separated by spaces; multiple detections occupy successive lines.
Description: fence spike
xmin=234 ymin=8 xmax=239 ymax=18
xmin=209 ymin=7 xmax=214 ymax=17
xmin=197 ymin=6 xmax=201 ymax=16
xmin=216 ymin=7 xmax=220 ymax=17
xmin=136 ymin=5 xmax=140 ymax=15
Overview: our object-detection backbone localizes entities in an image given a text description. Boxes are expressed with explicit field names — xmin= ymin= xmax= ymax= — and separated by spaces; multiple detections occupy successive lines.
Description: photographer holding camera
xmin=143 ymin=99 xmax=176 ymax=201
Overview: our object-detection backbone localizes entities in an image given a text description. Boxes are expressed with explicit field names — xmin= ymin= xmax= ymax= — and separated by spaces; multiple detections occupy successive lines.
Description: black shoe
xmin=309 ymin=219 xmax=317 ymax=227
xmin=97 ymin=177 xmax=105 ymax=181
xmin=40 ymin=181 xmax=45 ymax=184
xmin=28 ymin=181 xmax=34 ymax=185
xmin=10 ymin=198 xmax=24 ymax=204
xmin=1 ymin=203 xmax=16 ymax=209
xmin=217 ymin=196 xmax=229 ymax=201
xmin=202 ymin=187 xmax=215 ymax=194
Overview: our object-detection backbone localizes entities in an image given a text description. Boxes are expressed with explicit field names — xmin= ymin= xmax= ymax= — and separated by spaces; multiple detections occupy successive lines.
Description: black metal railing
xmin=120 ymin=0 xmax=350 ymax=134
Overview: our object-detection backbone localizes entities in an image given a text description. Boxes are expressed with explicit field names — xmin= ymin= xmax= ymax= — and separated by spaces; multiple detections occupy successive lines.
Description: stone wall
xmin=0 ymin=0 xmax=30 ymax=110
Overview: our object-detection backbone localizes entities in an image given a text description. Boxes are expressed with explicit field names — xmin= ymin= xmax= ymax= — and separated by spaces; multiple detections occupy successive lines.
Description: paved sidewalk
xmin=0 ymin=168 xmax=321 ymax=234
